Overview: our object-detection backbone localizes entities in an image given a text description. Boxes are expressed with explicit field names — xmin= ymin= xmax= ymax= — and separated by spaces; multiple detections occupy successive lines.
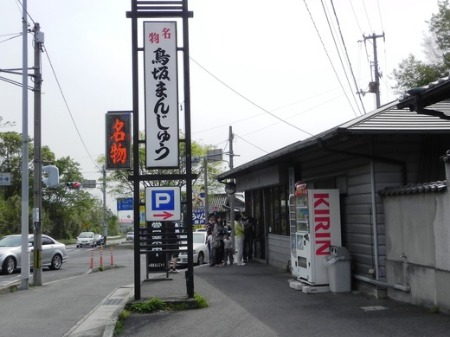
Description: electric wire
xmin=190 ymin=57 xmax=314 ymax=138
xmin=330 ymin=0 xmax=366 ymax=114
xmin=42 ymin=45 xmax=101 ymax=171
xmin=16 ymin=0 xmax=35 ymax=26
xmin=0 ymin=33 xmax=22 ymax=44
xmin=234 ymin=134 xmax=269 ymax=154
xmin=12 ymin=0 xmax=100 ymax=173
xmin=194 ymin=86 xmax=342 ymax=136
xmin=302 ymin=0 xmax=359 ymax=118
xmin=362 ymin=0 xmax=373 ymax=33
xmin=320 ymin=0 xmax=363 ymax=116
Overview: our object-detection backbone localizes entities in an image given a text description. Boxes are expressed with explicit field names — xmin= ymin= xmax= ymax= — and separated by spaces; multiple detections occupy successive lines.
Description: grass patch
xmin=114 ymin=309 xmax=130 ymax=335
xmin=115 ymin=293 xmax=208 ymax=335
xmin=126 ymin=297 xmax=167 ymax=313
xmin=124 ymin=293 xmax=208 ymax=314
xmin=429 ymin=305 xmax=440 ymax=314
xmin=194 ymin=293 xmax=208 ymax=309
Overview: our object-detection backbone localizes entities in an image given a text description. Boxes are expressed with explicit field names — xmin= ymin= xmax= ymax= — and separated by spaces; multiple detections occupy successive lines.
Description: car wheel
xmin=197 ymin=252 xmax=205 ymax=265
xmin=50 ymin=254 xmax=63 ymax=270
xmin=2 ymin=256 xmax=16 ymax=275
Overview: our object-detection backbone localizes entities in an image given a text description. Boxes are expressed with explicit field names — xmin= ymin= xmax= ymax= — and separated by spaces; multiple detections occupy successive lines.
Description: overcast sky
xmin=0 ymin=0 xmax=439 ymax=210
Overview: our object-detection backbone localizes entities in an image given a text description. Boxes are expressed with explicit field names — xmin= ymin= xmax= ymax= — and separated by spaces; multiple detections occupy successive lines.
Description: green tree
xmin=392 ymin=0 xmax=450 ymax=92
xmin=0 ymin=129 xmax=109 ymax=239
xmin=0 ymin=131 xmax=32 ymax=199
xmin=103 ymin=131 xmax=226 ymax=199
xmin=41 ymin=156 xmax=105 ymax=239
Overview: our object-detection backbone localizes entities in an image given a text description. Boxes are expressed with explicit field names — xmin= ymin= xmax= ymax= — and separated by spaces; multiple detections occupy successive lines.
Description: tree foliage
xmin=0 ymin=131 xmax=112 ymax=239
xmin=103 ymin=131 xmax=226 ymax=200
xmin=392 ymin=0 xmax=450 ymax=93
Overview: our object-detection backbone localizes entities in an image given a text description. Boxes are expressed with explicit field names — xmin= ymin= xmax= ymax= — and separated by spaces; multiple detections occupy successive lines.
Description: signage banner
xmin=143 ymin=21 xmax=179 ymax=168
xmin=117 ymin=197 xmax=134 ymax=211
xmin=105 ymin=111 xmax=132 ymax=169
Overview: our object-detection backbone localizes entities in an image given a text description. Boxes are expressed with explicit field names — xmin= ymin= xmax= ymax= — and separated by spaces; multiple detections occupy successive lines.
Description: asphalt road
xmin=0 ymin=242 xmax=139 ymax=337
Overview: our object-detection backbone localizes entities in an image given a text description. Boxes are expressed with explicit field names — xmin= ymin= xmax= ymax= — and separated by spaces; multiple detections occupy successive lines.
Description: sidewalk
xmin=2 ymin=260 xmax=450 ymax=337
xmin=120 ymin=261 xmax=450 ymax=337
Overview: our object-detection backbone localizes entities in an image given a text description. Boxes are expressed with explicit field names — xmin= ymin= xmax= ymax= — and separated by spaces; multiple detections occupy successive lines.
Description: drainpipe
xmin=369 ymin=158 xmax=380 ymax=280
xmin=353 ymin=274 xmax=410 ymax=292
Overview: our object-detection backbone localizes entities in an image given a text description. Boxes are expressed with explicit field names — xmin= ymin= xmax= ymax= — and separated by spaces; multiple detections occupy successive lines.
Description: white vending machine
xmin=289 ymin=183 xmax=341 ymax=288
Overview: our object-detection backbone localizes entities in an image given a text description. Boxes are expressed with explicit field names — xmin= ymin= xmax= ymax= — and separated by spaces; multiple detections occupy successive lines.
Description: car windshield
xmin=193 ymin=233 xmax=206 ymax=244
xmin=0 ymin=236 xmax=21 ymax=247
xmin=79 ymin=232 xmax=93 ymax=238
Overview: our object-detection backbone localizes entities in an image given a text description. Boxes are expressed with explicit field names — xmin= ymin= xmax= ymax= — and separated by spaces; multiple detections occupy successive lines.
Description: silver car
xmin=0 ymin=234 xmax=68 ymax=275
xmin=177 ymin=231 xmax=209 ymax=265
xmin=76 ymin=231 xmax=97 ymax=248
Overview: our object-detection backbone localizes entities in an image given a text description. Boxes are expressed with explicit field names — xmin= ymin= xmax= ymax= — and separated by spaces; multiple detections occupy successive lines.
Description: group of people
xmin=205 ymin=211 xmax=254 ymax=267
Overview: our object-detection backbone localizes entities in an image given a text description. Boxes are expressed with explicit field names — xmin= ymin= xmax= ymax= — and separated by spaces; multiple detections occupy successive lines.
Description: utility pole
xmin=102 ymin=165 xmax=108 ymax=245
xmin=20 ymin=0 xmax=30 ymax=290
xmin=363 ymin=33 xmax=384 ymax=108
xmin=203 ymin=157 xmax=208 ymax=219
xmin=228 ymin=126 xmax=235 ymax=248
xmin=33 ymin=23 xmax=44 ymax=286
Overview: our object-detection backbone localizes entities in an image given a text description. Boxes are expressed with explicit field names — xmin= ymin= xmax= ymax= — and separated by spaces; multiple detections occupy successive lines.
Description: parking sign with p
xmin=145 ymin=187 xmax=181 ymax=221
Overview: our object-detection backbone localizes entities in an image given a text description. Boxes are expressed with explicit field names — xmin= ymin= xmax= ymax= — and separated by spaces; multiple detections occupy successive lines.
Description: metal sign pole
xmin=127 ymin=0 xmax=194 ymax=300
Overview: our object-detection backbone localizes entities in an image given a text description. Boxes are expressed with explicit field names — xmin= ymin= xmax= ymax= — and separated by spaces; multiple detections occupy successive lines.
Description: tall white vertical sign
xmin=144 ymin=21 xmax=179 ymax=168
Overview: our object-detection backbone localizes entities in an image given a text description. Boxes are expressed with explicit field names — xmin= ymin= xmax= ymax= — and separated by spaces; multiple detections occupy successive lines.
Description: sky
xmin=0 ymin=0 xmax=440 ymax=212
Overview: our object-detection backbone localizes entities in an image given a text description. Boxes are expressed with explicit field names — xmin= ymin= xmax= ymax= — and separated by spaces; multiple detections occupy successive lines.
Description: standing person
xmin=165 ymin=221 xmax=179 ymax=273
xmin=234 ymin=213 xmax=246 ymax=266
xmin=213 ymin=212 xmax=225 ymax=267
xmin=243 ymin=216 xmax=255 ymax=262
xmin=223 ymin=233 xmax=233 ymax=266
xmin=206 ymin=213 xmax=216 ymax=266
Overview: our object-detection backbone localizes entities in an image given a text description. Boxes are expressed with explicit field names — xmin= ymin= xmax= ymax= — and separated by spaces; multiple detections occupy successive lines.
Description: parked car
xmin=177 ymin=230 xmax=209 ymax=266
xmin=126 ymin=231 xmax=134 ymax=241
xmin=76 ymin=232 xmax=97 ymax=248
xmin=0 ymin=234 xmax=68 ymax=275
xmin=94 ymin=234 xmax=104 ymax=246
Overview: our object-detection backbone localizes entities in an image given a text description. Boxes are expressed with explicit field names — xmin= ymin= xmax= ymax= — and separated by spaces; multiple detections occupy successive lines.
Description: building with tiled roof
xmin=218 ymin=78 xmax=450 ymax=310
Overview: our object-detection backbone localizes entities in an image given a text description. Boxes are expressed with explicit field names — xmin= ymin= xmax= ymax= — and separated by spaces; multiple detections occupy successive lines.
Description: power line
xmin=234 ymin=134 xmax=269 ymax=154
xmin=302 ymin=0 xmax=360 ymax=118
xmin=190 ymin=57 xmax=314 ymax=138
xmin=320 ymin=0 xmax=363 ymax=116
xmin=194 ymin=87 xmax=342 ymax=136
xmin=329 ymin=0 xmax=366 ymax=114
xmin=42 ymin=45 xmax=100 ymax=171
xmin=0 ymin=33 xmax=22 ymax=44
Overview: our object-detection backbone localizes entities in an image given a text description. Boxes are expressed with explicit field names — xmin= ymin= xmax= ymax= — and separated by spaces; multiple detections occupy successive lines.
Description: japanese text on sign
xmin=105 ymin=111 xmax=132 ymax=169
xmin=144 ymin=21 xmax=179 ymax=168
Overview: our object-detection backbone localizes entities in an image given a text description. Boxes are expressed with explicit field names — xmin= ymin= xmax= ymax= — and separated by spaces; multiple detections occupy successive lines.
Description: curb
xmin=64 ymin=283 xmax=134 ymax=337
xmin=0 ymin=281 xmax=20 ymax=295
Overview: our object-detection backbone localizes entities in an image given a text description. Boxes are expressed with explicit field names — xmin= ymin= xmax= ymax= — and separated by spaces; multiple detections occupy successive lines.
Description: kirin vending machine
xmin=289 ymin=183 xmax=341 ymax=291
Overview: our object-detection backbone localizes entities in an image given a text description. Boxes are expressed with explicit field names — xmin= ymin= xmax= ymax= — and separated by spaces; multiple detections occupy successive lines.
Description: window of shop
xmin=267 ymin=185 xmax=289 ymax=236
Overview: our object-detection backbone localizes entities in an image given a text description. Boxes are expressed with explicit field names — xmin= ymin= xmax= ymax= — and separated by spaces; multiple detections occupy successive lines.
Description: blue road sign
xmin=145 ymin=187 xmax=181 ymax=221
xmin=117 ymin=197 xmax=133 ymax=211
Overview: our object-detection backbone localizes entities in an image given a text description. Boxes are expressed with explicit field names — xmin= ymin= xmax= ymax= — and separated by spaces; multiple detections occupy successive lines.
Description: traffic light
xmin=66 ymin=182 xmax=81 ymax=189
xmin=42 ymin=165 xmax=59 ymax=188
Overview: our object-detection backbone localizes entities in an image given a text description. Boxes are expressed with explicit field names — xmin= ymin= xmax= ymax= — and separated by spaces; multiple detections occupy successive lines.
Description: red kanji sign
xmin=105 ymin=111 xmax=132 ymax=169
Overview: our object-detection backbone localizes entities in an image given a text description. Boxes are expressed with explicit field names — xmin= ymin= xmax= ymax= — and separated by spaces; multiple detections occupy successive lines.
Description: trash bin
xmin=324 ymin=246 xmax=351 ymax=293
